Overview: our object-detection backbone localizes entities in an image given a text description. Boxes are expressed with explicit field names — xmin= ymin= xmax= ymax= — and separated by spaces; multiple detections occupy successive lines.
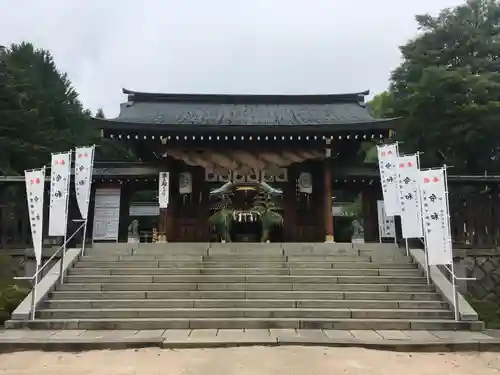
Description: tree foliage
xmin=369 ymin=91 xmax=396 ymax=119
xmin=387 ymin=0 xmax=500 ymax=173
xmin=0 ymin=42 xmax=134 ymax=175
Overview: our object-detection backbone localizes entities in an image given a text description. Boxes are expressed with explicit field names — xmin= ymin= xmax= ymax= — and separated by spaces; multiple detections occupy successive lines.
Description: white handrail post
xmin=423 ymin=241 xmax=431 ymax=285
xmin=30 ymin=263 xmax=39 ymax=320
xmin=442 ymin=164 xmax=458 ymax=320
xmin=59 ymin=234 xmax=67 ymax=285
xmin=81 ymin=219 xmax=88 ymax=256
xmin=404 ymin=238 xmax=409 ymax=257
xmin=450 ymin=262 xmax=460 ymax=321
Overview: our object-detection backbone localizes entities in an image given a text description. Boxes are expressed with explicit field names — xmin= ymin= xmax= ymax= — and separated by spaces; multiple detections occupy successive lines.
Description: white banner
xmin=48 ymin=151 xmax=71 ymax=236
xmin=74 ymin=146 xmax=95 ymax=219
xmin=397 ymin=154 xmax=424 ymax=239
xmin=25 ymin=167 xmax=46 ymax=266
xmin=377 ymin=200 xmax=396 ymax=239
xmin=377 ymin=143 xmax=400 ymax=216
xmin=420 ymin=168 xmax=452 ymax=265
xmin=159 ymin=172 xmax=170 ymax=208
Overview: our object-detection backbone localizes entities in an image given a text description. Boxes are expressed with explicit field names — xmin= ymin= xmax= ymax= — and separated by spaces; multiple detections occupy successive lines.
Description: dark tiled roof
xmin=99 ymin=89 xmax=398 ymax=127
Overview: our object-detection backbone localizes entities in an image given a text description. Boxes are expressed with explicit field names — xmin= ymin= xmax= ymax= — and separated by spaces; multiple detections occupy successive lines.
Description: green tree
xmin=0 ymin=42 xmax=94 ymax=173
xmin=360 ymin=92 xmax=397 ymax=164
xmin=0 ymin=42 xmax=135 ymax=172
xmin=369 ymin=91 xmax=395 ymax=118
xmin=390 ymin=0 xmax=500 ymax=173
xmin=95 ymin=108 xmax=105 ymax=119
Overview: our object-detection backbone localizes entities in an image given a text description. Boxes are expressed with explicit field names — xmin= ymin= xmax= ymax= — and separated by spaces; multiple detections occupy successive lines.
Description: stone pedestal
xmin=351 ymin=219 xmax=365 ymax=244
xmin=127 ymin=220 xmax=140 ymax=244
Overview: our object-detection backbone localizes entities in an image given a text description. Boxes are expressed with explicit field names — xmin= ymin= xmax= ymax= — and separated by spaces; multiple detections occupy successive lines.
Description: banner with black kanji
xmin=25 ymin=167 xmax=46 ymax=266
xmin=49 ymin=151 xmax=72 ymax=236
xmin=377 ymin=143 xmax=400 ymax=216
xmin=74 ymin=146 xmax=95 ymax=220
xmin=420 ymin=167 xmax=452 ymax=266
xmin=396 ymin=154 xmax=423 ymax=239
xmin=159 ymin=172 xmax=170 ymax=208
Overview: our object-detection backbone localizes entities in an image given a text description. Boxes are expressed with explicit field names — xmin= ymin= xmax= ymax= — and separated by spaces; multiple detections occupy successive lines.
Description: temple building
xmin=90 ymin=88 xmax=399 ymax=243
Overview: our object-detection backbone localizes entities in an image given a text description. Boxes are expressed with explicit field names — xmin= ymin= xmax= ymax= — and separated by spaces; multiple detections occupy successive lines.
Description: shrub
xmin=467 ymin=297 xmax=500 ymax=329
xmin=0 ymin=253 xmax=30 ymax=325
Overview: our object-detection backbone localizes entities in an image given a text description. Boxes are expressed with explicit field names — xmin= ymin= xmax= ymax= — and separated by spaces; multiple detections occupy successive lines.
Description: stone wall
xmin=1 ymin=247 xmax=61 ymax=281
xmin=454 ymin=249 xmax=500 ymax=301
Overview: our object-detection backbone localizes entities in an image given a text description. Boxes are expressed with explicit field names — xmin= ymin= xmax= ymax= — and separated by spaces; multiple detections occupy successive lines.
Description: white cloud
xmin=1 ymin=0 xmax=464 ymax=117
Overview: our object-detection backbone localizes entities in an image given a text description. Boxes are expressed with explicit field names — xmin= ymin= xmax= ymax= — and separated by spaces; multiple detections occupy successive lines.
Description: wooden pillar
xmin=362 ymin=184 xmax=382 ymax=242
xmin=118 ymin=182 xmax=132 ymax=242
xmin=0 ymin=185 xmax=7 ymax=249
xmin=86 ymin=184 xmax=97 ymax=244
xmin=324 ymin=151 xmax=334 ymax=243
xmin=283 ymin=167 xmax=296 ymax=242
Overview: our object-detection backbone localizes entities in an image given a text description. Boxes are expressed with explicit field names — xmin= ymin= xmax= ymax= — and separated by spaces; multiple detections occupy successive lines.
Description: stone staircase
xmin=6 ymin=242 xmax=483 ymax=330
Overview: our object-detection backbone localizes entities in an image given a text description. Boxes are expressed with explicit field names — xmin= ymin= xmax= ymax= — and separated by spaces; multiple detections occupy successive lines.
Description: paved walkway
xmin=1 ymin=328 xmax=500 ymax=352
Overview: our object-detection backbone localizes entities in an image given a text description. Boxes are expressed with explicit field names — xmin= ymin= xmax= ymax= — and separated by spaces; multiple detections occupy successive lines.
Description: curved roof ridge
xmin=122 ymin=88 xmax=370 ymax=105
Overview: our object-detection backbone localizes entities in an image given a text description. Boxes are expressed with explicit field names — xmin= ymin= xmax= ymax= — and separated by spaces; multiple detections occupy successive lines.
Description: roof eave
xmin=93 ymin=117 xmax=399 ymax=135
xmin=121 ymin=88 xmax=372 ymax=104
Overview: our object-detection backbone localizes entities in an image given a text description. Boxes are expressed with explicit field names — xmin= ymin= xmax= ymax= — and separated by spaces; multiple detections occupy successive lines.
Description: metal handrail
xmin=14 ymin=222 xmax=86 ymax=282
xmin=415 ymin=237 xmax=476 ymax=321
xmin=442 ymin=264 xmax=476 ymax=281
xmin=14 ymin=221 xmax=86 ymax=320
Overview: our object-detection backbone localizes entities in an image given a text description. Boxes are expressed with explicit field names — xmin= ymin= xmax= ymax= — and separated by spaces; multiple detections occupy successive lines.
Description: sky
xmin=2 ymin=0 xmax=465 ymax=117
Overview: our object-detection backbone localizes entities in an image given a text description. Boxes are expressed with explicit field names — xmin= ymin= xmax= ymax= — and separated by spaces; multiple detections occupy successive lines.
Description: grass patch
xmin=467 ymin=296 xmax=500 ymax=328
xmin=0 ymin=253 xmax=29 ymax=324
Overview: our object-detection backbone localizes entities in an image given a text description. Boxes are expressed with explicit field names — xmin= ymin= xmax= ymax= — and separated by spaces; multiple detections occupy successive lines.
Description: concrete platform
xmin=1 ymin=328 xmax=500 ymax=353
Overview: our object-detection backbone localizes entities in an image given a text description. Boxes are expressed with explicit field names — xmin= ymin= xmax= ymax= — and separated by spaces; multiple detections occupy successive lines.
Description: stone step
xmin=6 ymin=318 xmax=482 ymax=331
xmin=56 ymin=283 xmax=435 ymax=292
xmin=36 ymin=308 xmax=454 ymax=319
xmin=68 ymin=267 xmax=423 ymax=277
xmin=80 ymin=254 xmax=410 ymax=263
xmin=85 ymin=243 xmax=401 ymax=257
xmin=74 ymin=261 xmax=417 ymax=269
xmin=44 ymin=299 xmax=449 ymax=310
xmin=49 ymin=290 xmax=443 ymax=301
xmin=63 ymin=275 xmax=428 ymax=284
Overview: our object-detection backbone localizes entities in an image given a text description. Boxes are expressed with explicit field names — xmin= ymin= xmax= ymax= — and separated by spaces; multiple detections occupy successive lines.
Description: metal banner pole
xmin=59 ymin=151 xmax=72 ymax=285
xmin=59 ymin=234 xmax=66 ymax=285
xmin=377 ymin=201 xmax=383 ymax=243
xmin=423 ymin=240 xmax=431 ymax=284
xmin=415 ymin=152 xmax=430 ymax=284
xmin=450 ymin=259 xmax=459 ymax=321
xmin=442 ymin=164 xmax=459 ymax=320
xmin=30 ymin=263 xmax=39 ymax=320
xmin=81 ymin=219 xmax=88 ymax=256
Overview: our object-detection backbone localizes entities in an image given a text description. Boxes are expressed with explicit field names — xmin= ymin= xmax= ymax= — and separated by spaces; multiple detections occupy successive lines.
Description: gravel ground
xmin=1 ymin=347 xmax=500 ymax=375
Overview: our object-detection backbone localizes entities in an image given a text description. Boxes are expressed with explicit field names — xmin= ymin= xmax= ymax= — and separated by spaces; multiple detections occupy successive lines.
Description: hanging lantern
xmin=298 ymin=172 xmax=313 ymax=194
xmin=179 ymin=172 xmax=192 ymax=194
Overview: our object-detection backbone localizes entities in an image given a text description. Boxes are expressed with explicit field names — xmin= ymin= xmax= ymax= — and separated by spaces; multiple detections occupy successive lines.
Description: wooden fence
xmin=449 ymin=186 xmax=500 ymax=247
